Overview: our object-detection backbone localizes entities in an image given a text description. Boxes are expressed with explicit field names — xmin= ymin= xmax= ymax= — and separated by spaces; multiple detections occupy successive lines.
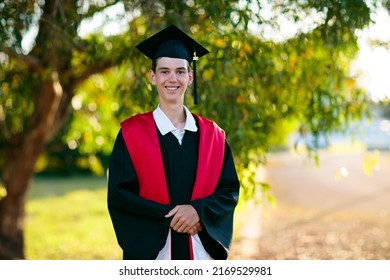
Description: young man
xmin=107 ymin=25 xmax=240 ymax=260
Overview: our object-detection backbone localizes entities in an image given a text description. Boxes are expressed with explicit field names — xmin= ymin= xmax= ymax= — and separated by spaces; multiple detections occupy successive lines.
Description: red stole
xmin=120 ymin=111 xmax=225 ymax=204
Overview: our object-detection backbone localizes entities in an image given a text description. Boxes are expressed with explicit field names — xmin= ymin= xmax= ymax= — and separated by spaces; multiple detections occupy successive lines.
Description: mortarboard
xmin=136 ymin=25 xmax=209 ymax=105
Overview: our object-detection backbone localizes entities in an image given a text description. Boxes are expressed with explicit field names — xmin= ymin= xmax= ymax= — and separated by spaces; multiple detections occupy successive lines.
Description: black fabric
xmin=136 ymin=25 xmax=209 ymax=62
xmin=107 ymin=132 xmax=173 ymax=259
xmin=157 ymin=129 xmax=198 ymax=259
xmin=107 ymin=122 xmax=240 ymax=260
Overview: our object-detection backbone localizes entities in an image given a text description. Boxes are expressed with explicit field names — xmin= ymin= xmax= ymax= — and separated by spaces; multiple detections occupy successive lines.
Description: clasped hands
xmin=165 ymin=205 xmax=202 ymax=236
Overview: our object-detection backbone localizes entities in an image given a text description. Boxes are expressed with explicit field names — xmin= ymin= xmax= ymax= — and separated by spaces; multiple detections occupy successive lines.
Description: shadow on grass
xmin=28 ymin=174 xmax=108 ymax=200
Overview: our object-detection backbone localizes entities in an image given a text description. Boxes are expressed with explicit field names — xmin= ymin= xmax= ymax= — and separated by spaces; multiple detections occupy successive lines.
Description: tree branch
xmin=1 ymin=47 xmax=43 ymax=72
xmin=68 ymin=59 xmax=114 ymax=90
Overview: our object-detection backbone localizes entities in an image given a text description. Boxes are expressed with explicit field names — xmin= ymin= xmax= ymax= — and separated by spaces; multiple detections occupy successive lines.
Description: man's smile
xmin=166 ymin=86 xmax=180 ymax=90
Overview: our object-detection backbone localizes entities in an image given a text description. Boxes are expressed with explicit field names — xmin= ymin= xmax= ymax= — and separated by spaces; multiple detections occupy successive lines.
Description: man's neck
xmin=159 ymin=103 xmax=186 ymax=130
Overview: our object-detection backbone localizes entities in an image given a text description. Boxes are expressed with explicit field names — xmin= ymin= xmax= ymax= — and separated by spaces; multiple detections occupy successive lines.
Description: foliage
xmin=1 ymin=0 xmax=385 ymax=204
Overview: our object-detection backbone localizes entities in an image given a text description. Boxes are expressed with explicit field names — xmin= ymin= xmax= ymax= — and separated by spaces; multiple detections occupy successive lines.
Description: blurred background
xmin=232 ymin=118 xmax=390 ymax=259
xmin=1 ymin=0 xmax=389 ymax=259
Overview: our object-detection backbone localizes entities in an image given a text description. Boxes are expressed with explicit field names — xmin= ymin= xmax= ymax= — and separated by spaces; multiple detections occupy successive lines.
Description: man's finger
xmin=165 ymin=206 xmax=179 ymax=218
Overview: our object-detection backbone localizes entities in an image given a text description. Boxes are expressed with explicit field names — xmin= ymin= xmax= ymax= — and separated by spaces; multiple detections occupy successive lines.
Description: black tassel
xmin=193 ymin=51 xmax=199 ymax=105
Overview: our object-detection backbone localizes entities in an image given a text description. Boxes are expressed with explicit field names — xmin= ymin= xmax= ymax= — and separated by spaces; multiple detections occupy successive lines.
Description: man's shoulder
xmin=192 ymin=114 xmax=225 ymax=134
xmin=192 ymin=113 xmax=214 ymax=124
xmin=120 ymin=111 xmax=153 ymax=128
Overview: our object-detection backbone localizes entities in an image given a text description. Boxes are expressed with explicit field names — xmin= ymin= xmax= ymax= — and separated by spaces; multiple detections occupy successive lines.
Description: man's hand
xmin=165 ymin=205 xmax=202 ymax=235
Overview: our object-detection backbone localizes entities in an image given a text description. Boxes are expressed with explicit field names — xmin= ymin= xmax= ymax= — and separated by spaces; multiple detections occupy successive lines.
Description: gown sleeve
xmin=190 ymin=140 xmax=240 ymax=260
xmin=107 ymin=129 xmax=173 ymax=259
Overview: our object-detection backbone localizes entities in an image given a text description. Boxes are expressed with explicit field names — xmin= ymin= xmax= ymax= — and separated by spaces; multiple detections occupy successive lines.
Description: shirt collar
xmin=153 ymin=105 xmax=198 ymax=136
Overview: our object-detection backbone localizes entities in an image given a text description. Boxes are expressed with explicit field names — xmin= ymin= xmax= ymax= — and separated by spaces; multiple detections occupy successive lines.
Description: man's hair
xmin=152 ymin=59 xmax=158 ymax=73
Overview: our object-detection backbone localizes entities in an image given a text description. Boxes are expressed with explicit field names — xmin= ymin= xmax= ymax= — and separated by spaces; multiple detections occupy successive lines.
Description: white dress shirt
xmin=152 ymin=104 xmax=197 ymax=144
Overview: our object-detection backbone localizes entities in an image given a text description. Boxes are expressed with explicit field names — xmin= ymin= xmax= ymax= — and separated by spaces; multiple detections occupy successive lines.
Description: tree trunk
xmin=0 ymin=176 xmax=30 ymax=259
xmin=0 ymin=136 xmax=45 ymax=259
xmin=0 ymin=73 xmax=70 ymax=259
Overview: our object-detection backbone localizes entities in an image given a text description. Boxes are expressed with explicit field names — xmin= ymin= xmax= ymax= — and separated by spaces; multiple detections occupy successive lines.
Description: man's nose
xmin=168 ymin=72 xmax=178 ymax=81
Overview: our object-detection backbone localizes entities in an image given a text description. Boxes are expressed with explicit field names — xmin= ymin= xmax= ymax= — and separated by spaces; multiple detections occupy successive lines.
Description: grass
xmin=25 ymin=175 xmax=122 ymax=259
xmin=25 ymin=175 xmax=249 ymax=260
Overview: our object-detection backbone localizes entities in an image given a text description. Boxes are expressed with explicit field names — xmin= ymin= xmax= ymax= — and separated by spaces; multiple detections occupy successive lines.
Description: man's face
xmin=149 ymin=57 xmax=193 ymax=105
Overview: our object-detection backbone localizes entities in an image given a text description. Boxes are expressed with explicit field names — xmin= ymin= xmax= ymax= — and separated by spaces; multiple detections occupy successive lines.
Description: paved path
xmin=231 ymin=150 xmax=390 ymax=259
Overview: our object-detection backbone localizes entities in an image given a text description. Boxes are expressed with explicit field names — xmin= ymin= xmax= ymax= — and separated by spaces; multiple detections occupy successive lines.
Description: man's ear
xmin=188 ymin=69 xmax=194 ymax=85
xmin=149 ymin=70 xmax=156 ymax=85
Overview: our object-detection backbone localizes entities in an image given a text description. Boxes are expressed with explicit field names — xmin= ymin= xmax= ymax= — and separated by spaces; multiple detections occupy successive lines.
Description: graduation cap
xmin=136 ymin=25 xmax=209 ymax=105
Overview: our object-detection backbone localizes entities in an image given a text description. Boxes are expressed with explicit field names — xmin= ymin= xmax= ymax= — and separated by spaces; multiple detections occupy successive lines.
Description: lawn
xmin=25 ymin=175 xmax=250 ymax=260
xmin=26 ymin=175 xmax=122 ymax=259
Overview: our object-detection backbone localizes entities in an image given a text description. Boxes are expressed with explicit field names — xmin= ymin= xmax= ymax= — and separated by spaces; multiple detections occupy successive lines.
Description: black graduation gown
xmin=107 ymin=122 xmax=240 ymax=260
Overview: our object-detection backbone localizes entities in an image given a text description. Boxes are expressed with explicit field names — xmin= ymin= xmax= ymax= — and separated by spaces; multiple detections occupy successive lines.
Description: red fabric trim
xmin=188 ymin=236 xmax=194 ymax=260
xmin=191 ymin=114 xmax=225 ymax=200
xmin=120 ymin=112 xmax=170 ymax=204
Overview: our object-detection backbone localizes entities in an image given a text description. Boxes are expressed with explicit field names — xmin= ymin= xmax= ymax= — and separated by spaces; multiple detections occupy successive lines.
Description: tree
xmin=0 ymin=0 xmax=379 ymax=259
